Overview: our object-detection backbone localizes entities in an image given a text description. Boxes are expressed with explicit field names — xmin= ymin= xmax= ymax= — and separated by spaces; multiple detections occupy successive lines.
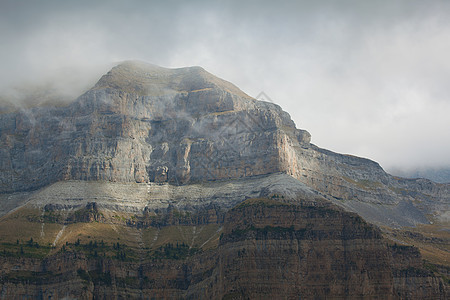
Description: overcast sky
xmin=1 ymin=0 xmax=450 ymax=172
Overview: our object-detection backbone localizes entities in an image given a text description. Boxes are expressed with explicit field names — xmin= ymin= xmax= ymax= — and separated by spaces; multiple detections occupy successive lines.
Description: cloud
xmin=1 ymin=0 xmax=450 ymax=170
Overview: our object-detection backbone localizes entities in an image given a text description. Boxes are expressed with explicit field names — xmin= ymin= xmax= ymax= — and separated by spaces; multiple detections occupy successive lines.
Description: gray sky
xmin=1 ymin=0 xmax=450 ymax=171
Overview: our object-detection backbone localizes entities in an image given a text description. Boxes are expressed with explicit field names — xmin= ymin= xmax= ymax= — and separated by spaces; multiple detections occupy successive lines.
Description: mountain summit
xmin=94 ymin=61 xmax=252 ymax=99
xmin=0 ymin=61 xmax=307 ymax=192
xmin=0 ymin=62 xmax=448 ymax=298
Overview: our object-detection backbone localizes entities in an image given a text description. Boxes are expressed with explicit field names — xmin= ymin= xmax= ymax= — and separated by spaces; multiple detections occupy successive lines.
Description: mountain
xmin=0 ymin=61 xmax=448 ymax=299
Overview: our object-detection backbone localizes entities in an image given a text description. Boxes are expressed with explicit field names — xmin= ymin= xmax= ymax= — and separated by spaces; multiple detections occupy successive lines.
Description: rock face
xmin=0 ymin=61 xmax=449 ymax=299
xmin=217 ymin=200 xmax=395 ymax=299
xmin=0 ymin=61 xmax=306 ymax=192
xmin=1 ymin=61 xmax=448 ymax=228
xmin=1 ymin=199 xmax=447 ymax=299
xmin=389 ymin=244 xmax=448 ymax=299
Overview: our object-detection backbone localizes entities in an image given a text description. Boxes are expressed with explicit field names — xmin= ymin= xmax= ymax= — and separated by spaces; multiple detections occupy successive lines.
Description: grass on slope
xmin=0 ymin=207 xmax=62 ymax=246
xmin=382 ymin=223 xmax=450 ymax=267
xmin=143 ymin=224 xmax=222 ymax=250
xmin=0 ymin=205 xmax=222 ymax=261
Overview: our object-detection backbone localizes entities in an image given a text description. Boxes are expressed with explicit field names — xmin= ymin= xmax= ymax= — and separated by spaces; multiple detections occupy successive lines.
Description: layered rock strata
xmin=1 ymin=199 xmax=446 ymax=299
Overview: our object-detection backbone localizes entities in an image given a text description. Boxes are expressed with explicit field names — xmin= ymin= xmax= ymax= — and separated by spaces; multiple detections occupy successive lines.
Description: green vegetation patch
xmin=0 ymin=239 xmax=53 ymax=259
xmin=151 ymin=243 xmax=199 ymax=260
xmin=64 ymin=239 xmax=138 ymax=262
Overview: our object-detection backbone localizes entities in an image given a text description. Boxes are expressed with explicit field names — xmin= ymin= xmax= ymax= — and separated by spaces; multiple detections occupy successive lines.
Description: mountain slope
xmin=0 ymin=61 xmax=448 ymax=298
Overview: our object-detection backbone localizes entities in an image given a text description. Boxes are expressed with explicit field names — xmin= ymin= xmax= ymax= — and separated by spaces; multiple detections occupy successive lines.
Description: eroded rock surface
xmin=1 ymin=61 xmax=448 ymax=228
xmin=1 ymin=199 xmax=446 ymax=299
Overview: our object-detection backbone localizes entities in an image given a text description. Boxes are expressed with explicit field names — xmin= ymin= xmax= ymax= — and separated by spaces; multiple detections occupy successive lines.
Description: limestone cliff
xmin=0 ymin=61 xmax=305 ymax=190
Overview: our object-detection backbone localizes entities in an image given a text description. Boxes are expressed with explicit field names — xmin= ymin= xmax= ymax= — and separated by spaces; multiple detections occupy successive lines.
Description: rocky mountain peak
xmin=0 ymin=62 xmax=306 ymax=193
xmin=93 ymin=60 xmax=251 ymax=100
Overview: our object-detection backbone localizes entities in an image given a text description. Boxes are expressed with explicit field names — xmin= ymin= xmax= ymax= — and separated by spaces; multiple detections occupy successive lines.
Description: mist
xmin=1 ymin=0 xmax=450 ymax=172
